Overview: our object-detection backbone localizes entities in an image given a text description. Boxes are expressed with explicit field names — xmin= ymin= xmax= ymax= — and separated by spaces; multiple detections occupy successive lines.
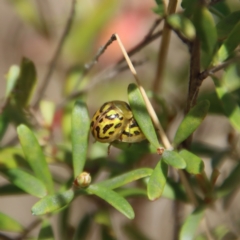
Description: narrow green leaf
xmin=96 ymin=168 xmax=153 ymax=190
xmin=128 ymin=83 xmax=159 ymax=149
xmin=179 ymin=149 xmax=204 ymax=174
xmin=147 ymin=160 xmax=168 ymax=200
xmin=180 ymin=208 xmax=204 ymax=240
xmin=17 ymin=124 xmax=54 ymax=194
xmin=31 ymin=189 xmax=74 ymax=216
xmin=192 ymin=6 xmax=217 ymax=67
xmin=38 ymin=220 xmax=54 ymax=240
xmin=71 ymin=101 xmax=90 ymax=177
xmin=117 ymin=188 xmax=147 ymax=198
xmin=173 ymin=100 xmax=210 ymax=145
xmin=124 ymin=224 xmax=151 ymax=240
xmin=0 ymin=168 xmax=47 ymax=198
xmin=212 ymin=76 xmax=240 ymax=132
xmin=87 ymin=185 xmax=134 ymax=219
xmin=12 ymin=58 xmax=37 ymax=107
xmin=167 ymin=14 xmax=195 ymax=40
xmin=217 ymin=22 xmax=240 ymax=63
xmin=0 ymin=112 xmax=9 ymax=141
xmin=0 ymin=212 xmax=24 ymax=232
xmin=216 ymin=11 xmax=240 ymax=39
xmin=162 ymin=150 xmax=186 ymax=169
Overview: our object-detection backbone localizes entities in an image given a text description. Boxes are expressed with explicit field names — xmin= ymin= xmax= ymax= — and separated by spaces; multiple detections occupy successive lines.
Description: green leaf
xmin=0 ymin=168 xmax=47 ymax=198
xmin=32 ymin=189 xmax=74 ymax=216
xmin=180 ymin=208 xmax=204 ymax=240
xmin=124 ymin=224 xmax=151 ymax=240
xmin=162 ymin=150 xmax=186 ymax=169
xmin=117 ymin=188 xmax=147 ymax=198
xmin=71 ymin=101 xmax=90 ymax=178
xmin=173 ymin=100 xmax=210 ymax=145
xmin=17 ymin=125 xmax=54 ymax=194
xmin=192 ymin=6 xmax=217 ymax=68
xmin=152 ymin=0 xmax=165 ymax=17
xmin=87 ymin=185 xmax=134 ymax=219
xmin=167 ymin=14 xmax=196 ymax=40
xmin=216 ymin=10 xmax=240 ymax=39
xmin=147 ymin=160 xmax=168 ymax=200
xmin=38 ymin=220 xmax=54 ymax=240
xmin=128 ymin=83 xmax=160 ymax=149
xmin=212 ymin=76 xmax=240 ymax=132
xmin=216 ymin=22 xmax=240 ymax=63
xmin=96 ymin=168 xmax=153 ymax=190
xmin=179 ymin=149 xmax=204 ymax=174
xmin=0 ymin=212 xmax=24 ymax=232
xmin=11 ymin=58 xmax=37 ymax=108
xmin=0 ymin=112 xmax=9 ymax=141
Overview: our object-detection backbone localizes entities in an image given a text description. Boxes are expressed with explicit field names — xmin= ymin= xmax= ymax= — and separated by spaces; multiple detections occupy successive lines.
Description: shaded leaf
xmin=179 ymin=149 xmax=204 ymax=174
xmin=87 ymin=185 xmax=134 ymax=219
xmin=0 ymin=184 xmax=24 ymax=196
xmin=96 ymin=168 xmax=153 ymax=190
xmin=73 ymin=214 xmax=91 ymax=240
xmin=173 ymin=100 xmax=210 ymax=145
xmin=212 ymin=76 xmax=240 ymax=132
xmin=124 ymin=224 xmax=151 ymax=240
xmin=0 ymin=212 xmax=24 ymax=232
xmin=180 ymin=207 xmax=204 ymax=240
xmin=167 ymin=14 xmax=195 ymax=40
xmin=162 ymin=150 xmax=186 ymax=169
xmin=216 ymin=21 xmax=240 ymax=63
xmin=11 ymin=58 xmax=37 ymax=108
xmin=192 ymin=6 xmax=217 ymax=67
xmin=71 ymin=101 xmax=90 ymax=177
xmin=38 ymin=220 xmax=54 ymax=240
xmin=32 ymin=189 xmax=74 ymax=216
xmin=216 ymin=10 xmax=240 ymax=39
xmin=147 ymin=160 xmax=168 ymax=200
xmin=17 ymin=125 xmax=54 ymax=194
xmin=0 ymin=112 xmax=9 ymax=141
xmin=128 ymin=83 xmax=159 ymax=149
xmin=0 ymin=168 xmax=47 ymax=198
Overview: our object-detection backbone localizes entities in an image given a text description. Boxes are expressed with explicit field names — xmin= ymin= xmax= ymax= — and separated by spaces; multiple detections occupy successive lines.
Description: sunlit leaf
xmin=17 ymin=125 xmax=54 ymax=194
xmin=147 ymin=160 xmax=168 ymax=200
xmin=179 ymin=149 xmax=204 ymax=174
xmin=32 ymin=189 xmax=74 ymax=216
xmin=0 ymin=212 xmax=24 ymax=232
xmin=117 ymin=188 xmax=147 ymax=198
xmin=128 ymin=83 xmax=159 ymax=149
xmin=87 ymin=185 xmax=134 ymax=219
xmin=162 ymin=150 xmax=186 ymax=169
xmin=5 ymin=65 xmax=20 ymax=99
xmin=71 ymin=101 xmax=90 ymax=177
xmin=173 ymin=100 xmax=210 ymax=145
xmin=167 ymin=14 xmax=195 ymax=40
xmin=180 ymin=207 xmax=204 ymax=240
xmin=0 ymin=168 xmax=47 ymax=198
xmin=96 ymin=168 xmax=153 ymax=190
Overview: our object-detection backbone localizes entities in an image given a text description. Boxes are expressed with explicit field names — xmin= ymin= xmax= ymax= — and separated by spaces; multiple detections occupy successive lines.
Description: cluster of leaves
xmin=1 ymin=0 xmax=240 ymax=239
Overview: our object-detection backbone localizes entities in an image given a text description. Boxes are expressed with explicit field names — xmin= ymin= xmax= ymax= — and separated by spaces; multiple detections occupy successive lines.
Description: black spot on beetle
xmin=114 ymin=123 xmax=122 ymax=129
xmin=134 ymin=130 xmax=141 ymax=135
xmin=103 ymin=124 xmax=114 ymax=134
xmin=108 ymin=131 xmax=114 ymax=135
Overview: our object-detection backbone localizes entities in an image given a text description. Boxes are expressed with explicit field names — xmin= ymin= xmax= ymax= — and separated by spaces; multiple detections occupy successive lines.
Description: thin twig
xmin=114 ymin=33 xmax=172 ymax=149
xmin=152 ymin=0 xmax=178 ymax=93
xmin=34 ymin=0 xmax=76 ymax=108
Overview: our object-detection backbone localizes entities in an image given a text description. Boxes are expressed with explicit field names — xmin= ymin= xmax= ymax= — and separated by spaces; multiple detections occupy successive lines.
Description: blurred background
xmin=1 ymin=0 xmax=240 ymax=239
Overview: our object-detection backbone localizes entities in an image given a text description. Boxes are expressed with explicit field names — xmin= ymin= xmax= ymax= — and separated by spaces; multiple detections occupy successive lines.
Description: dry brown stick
xmin=152 ymin=0 xmax=178 ymax=93
xmin=34 ymin=0 xmax=76 ymax=108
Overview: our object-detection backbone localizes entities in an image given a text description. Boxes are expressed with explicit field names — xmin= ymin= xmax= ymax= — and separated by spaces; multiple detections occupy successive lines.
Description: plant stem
xmin=34 ymin=0 xmax=76 ymax=108
xmin=152 ymin=0 xmax=178 ymax=93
